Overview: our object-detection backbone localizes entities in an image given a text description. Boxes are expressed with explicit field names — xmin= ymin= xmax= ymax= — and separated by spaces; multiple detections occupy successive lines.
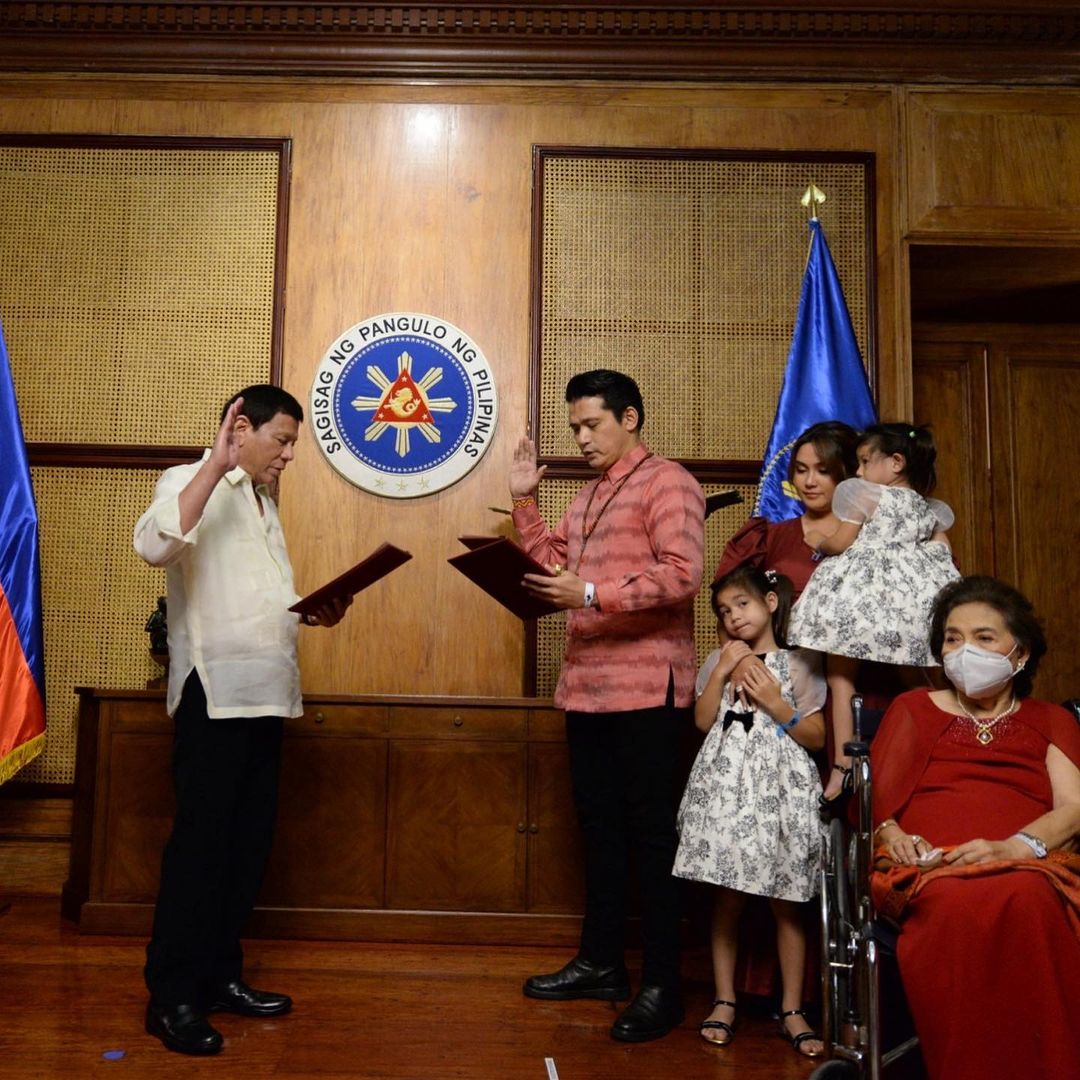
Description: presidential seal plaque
xmin=310 ymin=313 xmax=499 ymax=498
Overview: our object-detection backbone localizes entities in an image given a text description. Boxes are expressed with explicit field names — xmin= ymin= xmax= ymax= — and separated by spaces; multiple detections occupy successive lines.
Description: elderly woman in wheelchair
xmin=866 ymin=576 xmax=1080 ymax=1079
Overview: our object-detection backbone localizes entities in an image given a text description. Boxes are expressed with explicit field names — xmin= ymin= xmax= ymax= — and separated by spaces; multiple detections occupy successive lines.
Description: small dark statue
xmin=145 ymin=596 xmax=169 ymax=688
xmin=145 ymin=596 xmax=169 ymax=655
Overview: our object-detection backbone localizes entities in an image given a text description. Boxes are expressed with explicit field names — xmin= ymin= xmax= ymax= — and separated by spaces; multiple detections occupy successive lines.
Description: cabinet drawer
xmin=292 ymin=704 xmax=388 ymax=736
xmin=389 ymin=707 xmax=527 ymax=739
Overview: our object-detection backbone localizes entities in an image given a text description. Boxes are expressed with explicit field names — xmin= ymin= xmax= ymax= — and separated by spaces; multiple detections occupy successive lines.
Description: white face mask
xmin=943 ymin=641 xmax=1024 ymax=699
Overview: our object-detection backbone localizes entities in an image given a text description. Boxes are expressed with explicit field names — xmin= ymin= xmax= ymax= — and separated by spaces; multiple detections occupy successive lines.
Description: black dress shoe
xmin=523 ymin=956 xmax=631 ymax=1001
xmin=145 ymin=1003 xmax=223 ymax=1056
xmin=208 ymin=979 xmax=293 ymax=1017
xmin=610 ymin=985 xmax=685 ymax=1042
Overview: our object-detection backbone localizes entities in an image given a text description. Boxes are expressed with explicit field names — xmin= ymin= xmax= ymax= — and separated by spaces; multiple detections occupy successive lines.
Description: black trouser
xmin=144 ymin=671 xmax=284 ymax=1006
xmin=565 ymin=684 xmax=686 ymax=991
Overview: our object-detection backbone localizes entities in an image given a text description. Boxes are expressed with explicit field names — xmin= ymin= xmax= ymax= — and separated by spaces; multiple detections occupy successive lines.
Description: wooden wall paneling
xmin=0 ymin=79 xmax=904 ymax=703
xmin=911 ymin=336 xmax=994 ymax=576
xmin=905 ymin=89 xmax=1080 ymax=238
xmin=989 ymin=341 xmax=1080 ymax=706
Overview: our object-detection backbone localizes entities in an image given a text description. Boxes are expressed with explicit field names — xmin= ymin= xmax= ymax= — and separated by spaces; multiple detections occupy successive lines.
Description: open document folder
xmin=289 ymin=542 xmax=412 ymax=618
xmin=448 ymin=536 xmax=561 ymax=620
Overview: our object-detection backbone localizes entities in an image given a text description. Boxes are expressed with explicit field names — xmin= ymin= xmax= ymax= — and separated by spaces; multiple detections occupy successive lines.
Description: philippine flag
xmin=0 ymin=312 xmax=45 ymax=784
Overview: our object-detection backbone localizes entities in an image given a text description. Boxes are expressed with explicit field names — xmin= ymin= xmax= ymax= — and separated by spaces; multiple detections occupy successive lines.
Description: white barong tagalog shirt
xmin=134 ymin=450 xmax=302 ymax=719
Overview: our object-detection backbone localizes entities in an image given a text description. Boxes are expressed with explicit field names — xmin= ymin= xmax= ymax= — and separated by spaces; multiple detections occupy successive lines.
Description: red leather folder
xmin=289 ymin=542 xmax=412 ymax=617
xmin=448 ymin=535 xmax=561 ymax=620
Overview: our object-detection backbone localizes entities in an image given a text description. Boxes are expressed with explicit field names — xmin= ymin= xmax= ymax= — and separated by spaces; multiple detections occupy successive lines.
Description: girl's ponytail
xmin=765 ymin=569 xmax=795 ymax=648
xmin=859 ymin=422 xmax=938 ymax=495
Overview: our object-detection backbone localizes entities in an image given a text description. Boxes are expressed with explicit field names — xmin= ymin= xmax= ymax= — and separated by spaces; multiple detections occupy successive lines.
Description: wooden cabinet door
xmin=386 ymin=741 xmax=527 ymax=911
xmin=260 ymin=734 xmax=388 ymax=909
xmin=914 ymin=328 xmax=1080 ymax=706
xmin=988 ymin=340 xmax=1080 ymax=706
xmin=99 ymin=730 xmax=174 ymax=902
xmin=912 ymin=337 xmax=994 ymax=576
xmin=525 ymin=742 xmax=585 ymax=914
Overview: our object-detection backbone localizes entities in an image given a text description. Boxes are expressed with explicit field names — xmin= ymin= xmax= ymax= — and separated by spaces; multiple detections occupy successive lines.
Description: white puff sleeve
xmin=696 ymin=649 xmax=722 ymax=699
xmin=831 ymin=477 xmax=883 ymax=525
xmin=788 ymin=648 xmax=827 ymax=716
xmin=926 ymin=498 xmax=955 ymax=531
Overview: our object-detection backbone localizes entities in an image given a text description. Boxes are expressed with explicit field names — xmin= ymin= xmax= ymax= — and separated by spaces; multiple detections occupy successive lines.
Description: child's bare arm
xmin=805 ymin=519 xmax=861 ymax=556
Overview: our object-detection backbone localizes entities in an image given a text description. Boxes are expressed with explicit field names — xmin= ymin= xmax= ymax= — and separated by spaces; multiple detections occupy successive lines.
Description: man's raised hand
xmin=509 ymin=436 xmax=547 ymax=500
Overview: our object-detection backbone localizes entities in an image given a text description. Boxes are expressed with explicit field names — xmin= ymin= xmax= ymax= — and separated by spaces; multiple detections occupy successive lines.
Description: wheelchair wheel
xmin=810 ymin=1060 xmax=860 ymax=1079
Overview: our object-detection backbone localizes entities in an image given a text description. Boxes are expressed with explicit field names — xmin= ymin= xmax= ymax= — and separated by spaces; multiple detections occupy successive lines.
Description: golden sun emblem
xmin=351 ymin=350 xmax=458 ymax=458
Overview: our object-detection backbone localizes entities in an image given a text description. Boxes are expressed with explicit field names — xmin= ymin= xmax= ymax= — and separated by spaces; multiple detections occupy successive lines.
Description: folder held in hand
xmin=289 ymin=542 xmax=412 ymax=617
xmin=448 ymin=536 xmax=561 ymax=620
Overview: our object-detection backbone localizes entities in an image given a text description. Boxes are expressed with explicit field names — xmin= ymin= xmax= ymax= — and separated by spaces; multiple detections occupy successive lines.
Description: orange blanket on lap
xmin=871 ymin=848 xmax=1080 ymax=931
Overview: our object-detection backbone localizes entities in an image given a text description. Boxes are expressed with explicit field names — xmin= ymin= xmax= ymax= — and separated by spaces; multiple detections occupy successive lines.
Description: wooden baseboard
xmin=0 ymin=796 xmax=72 ymax=896
xmin=73 ymin=900 xmax=585 ymax=947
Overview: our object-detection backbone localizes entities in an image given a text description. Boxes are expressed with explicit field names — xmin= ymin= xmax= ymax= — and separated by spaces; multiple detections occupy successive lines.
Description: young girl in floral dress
xmin=673 ymin=566 xmax=826 ymax=1058
xmin=788 ymin=422 xmax=961 ymax=801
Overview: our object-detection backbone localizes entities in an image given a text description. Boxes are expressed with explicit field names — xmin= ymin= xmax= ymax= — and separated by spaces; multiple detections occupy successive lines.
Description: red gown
xmin=872 ymin=690 xmax=1080 ymax=1080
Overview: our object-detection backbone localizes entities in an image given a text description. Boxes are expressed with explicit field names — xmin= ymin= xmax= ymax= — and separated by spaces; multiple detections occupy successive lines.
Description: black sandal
xmin=778 ymin=1008 xmax=823 ymax=1059
xmin=700 ymin=998 xmax=736 ymax=1046
xmin=818 ymin=762 xmax=852 ymax=811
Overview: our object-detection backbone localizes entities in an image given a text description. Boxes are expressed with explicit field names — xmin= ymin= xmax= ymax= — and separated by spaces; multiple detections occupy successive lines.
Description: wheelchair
xmin=811 ymin=696 xmax=920 ymax=1080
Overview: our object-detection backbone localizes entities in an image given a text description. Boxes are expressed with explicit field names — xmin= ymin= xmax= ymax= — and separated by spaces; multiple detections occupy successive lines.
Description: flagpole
xmin=801 ymin=182 xmax=825 ymax=269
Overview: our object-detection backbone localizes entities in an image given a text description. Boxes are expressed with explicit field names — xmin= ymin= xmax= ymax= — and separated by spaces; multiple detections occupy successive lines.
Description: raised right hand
xmin=509 ymin=435 xmax=547 ymax=499
xmin=208 ymin=397 xmax=244 ymax=475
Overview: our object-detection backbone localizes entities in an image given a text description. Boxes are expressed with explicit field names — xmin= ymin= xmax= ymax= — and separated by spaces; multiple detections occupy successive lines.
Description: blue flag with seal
xmin=0 ymin=313 xmax=46 ymax=784
xmin=754 ymin=218 xmax=877 ymax=522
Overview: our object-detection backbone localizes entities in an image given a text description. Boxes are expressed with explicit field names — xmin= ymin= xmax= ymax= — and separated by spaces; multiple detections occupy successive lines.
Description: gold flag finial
xmin=801 ymin=183 xmax=826 ymax=220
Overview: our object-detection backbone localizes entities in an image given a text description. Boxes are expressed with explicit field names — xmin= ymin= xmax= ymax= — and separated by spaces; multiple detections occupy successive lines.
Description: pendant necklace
xmin=573 ymin=452 xmax=653 ymax=572
xmin=955 ymin=693 xmax=1017 ymax=745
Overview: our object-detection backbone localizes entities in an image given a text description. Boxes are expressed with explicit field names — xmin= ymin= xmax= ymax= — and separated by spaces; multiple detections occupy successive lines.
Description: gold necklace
xmin=954 ymin=694 xmax=1017 ymax=745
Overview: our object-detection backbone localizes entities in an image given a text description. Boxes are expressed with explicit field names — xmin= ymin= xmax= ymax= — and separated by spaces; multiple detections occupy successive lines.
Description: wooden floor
xmin=0 ymin=896 xmax=857 ymax=1080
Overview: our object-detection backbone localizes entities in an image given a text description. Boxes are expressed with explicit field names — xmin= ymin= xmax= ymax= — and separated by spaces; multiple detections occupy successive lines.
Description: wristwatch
xmin=1013 ymin=831 xmax=1048 ymax=858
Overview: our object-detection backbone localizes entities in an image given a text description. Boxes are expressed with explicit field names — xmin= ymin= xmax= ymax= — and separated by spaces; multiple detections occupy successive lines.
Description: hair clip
xmin=764 ymin=569 xmax=778 ymax=583
xmin=908 ymin=429 xmax=916 ymax=438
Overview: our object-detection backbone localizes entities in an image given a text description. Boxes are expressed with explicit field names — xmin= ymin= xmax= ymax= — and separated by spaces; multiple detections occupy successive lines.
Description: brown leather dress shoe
xmin=523 ymin=956 xmax=631 ymax=1001
xmin=145 ymin=1003 xmax=223 ymax=1055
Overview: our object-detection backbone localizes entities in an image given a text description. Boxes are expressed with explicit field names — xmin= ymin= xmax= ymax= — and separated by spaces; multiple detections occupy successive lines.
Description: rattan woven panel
xmin=0 ymin=145 xmax=279 ymax=446
xmin=533 ymin=479 xmax=755 ymax=698
xmin=19 ymin=467 xmax=167 ymax=784
xmin=538 ymin=156 xmax=869 ymax=461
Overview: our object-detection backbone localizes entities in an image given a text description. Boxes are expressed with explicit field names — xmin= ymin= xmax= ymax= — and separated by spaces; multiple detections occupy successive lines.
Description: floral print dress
xmin=787 ymin=480 xmax=960 ymax=667
xmin=673 ymin=648 xmax=825 ymax=902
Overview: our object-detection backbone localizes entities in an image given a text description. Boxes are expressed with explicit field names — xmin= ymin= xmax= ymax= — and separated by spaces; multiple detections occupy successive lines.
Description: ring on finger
xmin=909 ymin=834 xmax=923 ymax=847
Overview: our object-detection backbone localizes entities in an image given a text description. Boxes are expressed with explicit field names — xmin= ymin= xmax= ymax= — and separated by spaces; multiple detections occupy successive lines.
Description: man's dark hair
xmin=565 ymin=369 xmax=645 ymax=431
xmin=221 ymin=384 xmax=304 ymax=429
